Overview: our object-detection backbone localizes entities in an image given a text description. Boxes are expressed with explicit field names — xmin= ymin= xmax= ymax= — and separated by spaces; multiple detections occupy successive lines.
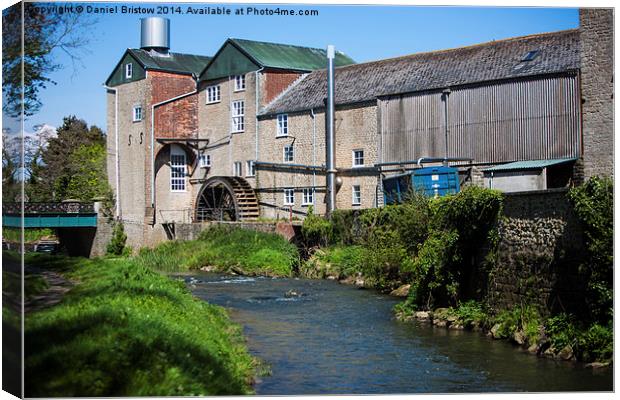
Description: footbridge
xmin=2 ymin=202 xmax=98 ymax=228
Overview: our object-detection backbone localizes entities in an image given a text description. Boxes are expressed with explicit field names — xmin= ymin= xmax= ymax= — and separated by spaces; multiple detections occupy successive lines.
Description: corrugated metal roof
xmin=231 ymin=38 xmax=355 ymax=71
xmin=128 ymin=49 xmax=212 ymax=76
xmin=260 ymin=29 xmax=580 ymax=115
xmin=483 ymin=158 xmax=577 ymax=172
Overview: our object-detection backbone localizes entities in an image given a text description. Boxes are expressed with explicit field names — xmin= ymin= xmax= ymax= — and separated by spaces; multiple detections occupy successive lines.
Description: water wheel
xmin=195 ymin=176 xmax=260 ymax=222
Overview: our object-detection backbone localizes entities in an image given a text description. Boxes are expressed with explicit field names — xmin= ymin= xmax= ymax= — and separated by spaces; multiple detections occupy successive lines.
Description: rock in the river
xmin=354 ymin=277 xmax=365 ymax=288
xmin=414 ymin=311 xmax=431 ymax=320
xmin=585 ymin=362 xmax=610 ymax=369
xmin=558 ymin=345 xmax=574 ymax=361
xmin=434 ymin=320 xmax=448 ymax=328
xmin=285 ymin=290 xmax=301 ymax=298
xmin=490 ymin=324 xmax=501 ymax=339
xmin=527 ymin=344 xmax=538 ymax=354
xmin=513 ymin=330 xmax=526 ymax=346
xmin=390 ymin=284 xmax=411 ymax=297
xmin=200 ymin=265 xmax=216 ymax=272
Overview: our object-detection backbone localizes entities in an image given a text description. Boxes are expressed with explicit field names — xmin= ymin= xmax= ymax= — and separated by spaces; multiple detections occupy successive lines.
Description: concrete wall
xmin=484 ymin=170 xmax=545 ymax=192
xmin=579 ymin=9 xmax=614 ymax=180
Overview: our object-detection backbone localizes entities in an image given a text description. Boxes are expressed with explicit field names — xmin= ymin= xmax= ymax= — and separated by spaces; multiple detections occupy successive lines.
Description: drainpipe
xmin=310 ymin=108 xmax=317 ymax=193
xmin=325 ymin=45 xmax=336 ymax=215
xmin=255 ymin=67 xmax=264 ymax=165
xmin=103 ymin=84 xmax=120 ymax=217
xmin=442 ymin=88 xmax=451 ymax=165
xmin=150 ymin=77 xmax=199 ymax=216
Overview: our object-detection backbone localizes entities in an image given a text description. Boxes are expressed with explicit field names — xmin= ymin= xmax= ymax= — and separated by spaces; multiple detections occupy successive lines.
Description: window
xmin=231 ymin=100 xmax=245 ymax=132
xmin=353 ymin=149 xmax=364 ymax=167
xmin=521 ymin=49 xmax=540 ymax=62
xmin=133 ymin=105 xmax=142 ymax=122
xmin=234 ymin=74 xmax=245 ymax=91
xmin=206 ymin=85 xmax=221 ymax=103
xmin=233 ymin=161 xmax=242 ymax=177
xmin=246 ymin=160 xmax=255 ymax=177
xmin=125 ymin=63 xmax=133 ymax=79
xmin=199 ymin=154 xmax=211 ymax=168
xmin=283 ymin=188 xmax=294 ymax=206
xmin=170 ymin=145 xmax=186 ymax=192
xmin=283 ymin=144 xmax=294 ymax=163
xmin=277 ymin=114 xmax=288 ymax=137
xmin=302 ymin=188 xmax=314 ymax=206
xmin=352 ymin=185 xmax=361 ymax=205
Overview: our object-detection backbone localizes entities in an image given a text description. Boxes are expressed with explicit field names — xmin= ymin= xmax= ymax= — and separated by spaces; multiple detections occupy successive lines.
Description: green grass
xmin=300 ymin=245 xmax=365 ymax=279
xmin=136 ymin=225 xmax=299 ymax=276
xmin=24 ymin=254 xmax=256 ymax=397
xmin=2 ymin=227 xmax=54 ymax=243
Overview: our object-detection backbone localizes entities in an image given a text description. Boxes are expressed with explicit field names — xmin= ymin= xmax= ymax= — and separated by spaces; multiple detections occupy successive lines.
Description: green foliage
xmin=137 ymin=226 xmax=298 ymax=277
xmin=2 ymin=228 xmax=54 ymax=243
xmin=493 ymin=306 xmax=541 ymax=344
xmin=106 ymin=221 xmax=129 ymax=256
xmin=65 ymin=143 xmax=111 ymax=201
xmin=568 ymin=177 xmax=613 ymax=323
xmin=454 ymin=300 xmax=487 ymax=327
xmin=545 ymin=313 xmax=613 ymax=363
xmin=301 ymin=206 xmax=333 ymax=247
xmin=24 ymin=255 xmax=255 ymax=396
xmin=546 ymin=313 xmax=578 ymax=350
xmin=300 ymin=245 xmax=365 ymax=279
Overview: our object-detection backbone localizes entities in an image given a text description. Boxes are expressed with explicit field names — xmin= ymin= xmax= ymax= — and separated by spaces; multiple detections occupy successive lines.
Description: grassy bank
xmin=2 ymin=227 xmax=54 ymax=243
xmin=136 ymin=225 xmax=299 ymax=276
xmin=23 ymin=253 xmax=256 ymax=397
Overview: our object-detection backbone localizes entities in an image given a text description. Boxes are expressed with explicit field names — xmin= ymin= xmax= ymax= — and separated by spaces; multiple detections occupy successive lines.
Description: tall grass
xmin=24 ymin=254 xmax=256 ymax=397
xmin=2 ymin=227 xmax=54 ymax=243
xmin=136 ymin=225 xmax=299 ymax=277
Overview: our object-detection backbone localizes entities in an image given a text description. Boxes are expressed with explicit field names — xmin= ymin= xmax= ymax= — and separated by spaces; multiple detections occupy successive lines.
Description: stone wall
xmin=486 ymin=189 xmax=586 ymax=317
xmin=579 ymin=9 xmax=614 ymax=180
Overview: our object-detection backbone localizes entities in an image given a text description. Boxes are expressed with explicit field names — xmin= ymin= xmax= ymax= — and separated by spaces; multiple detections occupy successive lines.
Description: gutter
xmin=150 ymin=76 xmax=199 ymax=219
xmin=103 ymin=84 xmax=121 ymax=217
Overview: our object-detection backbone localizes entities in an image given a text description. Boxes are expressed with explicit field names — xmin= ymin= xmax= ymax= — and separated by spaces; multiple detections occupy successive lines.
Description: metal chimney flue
xmin=325 ymin=45 xmax=336 ymax=216
xmin=140 ymin=17 xmax=170 ymax=54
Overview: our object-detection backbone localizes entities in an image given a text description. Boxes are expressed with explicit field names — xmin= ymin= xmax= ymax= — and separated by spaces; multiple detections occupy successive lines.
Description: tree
xmin=2 ymin=2 xmax=95 ymax=117
xmin=28 ymin=116 xmax=108 ymax=202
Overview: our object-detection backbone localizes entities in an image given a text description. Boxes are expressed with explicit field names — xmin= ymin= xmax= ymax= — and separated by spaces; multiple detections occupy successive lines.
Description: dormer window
xmin=125 ymin=63 xmax=133 ymax=79
xmin=521 ymin=50 xmax=540 ymax=62
xmin=234 ymin=75 xmax=245 ymax=91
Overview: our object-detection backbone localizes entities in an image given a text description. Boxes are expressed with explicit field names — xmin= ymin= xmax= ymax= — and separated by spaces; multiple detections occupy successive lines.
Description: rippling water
xmin=183 ymin=273 xmax=613 ymax=394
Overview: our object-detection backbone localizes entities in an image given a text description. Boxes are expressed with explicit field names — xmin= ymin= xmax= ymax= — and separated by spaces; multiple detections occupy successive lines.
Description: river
xmin=183 ymin=273 xmax=613 ymax=394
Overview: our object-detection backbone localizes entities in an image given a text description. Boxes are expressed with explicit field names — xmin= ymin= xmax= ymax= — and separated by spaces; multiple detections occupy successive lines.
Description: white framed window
xmin=283 ymin=144 xmax=294 ymax=163
xmin=233 ymin=161 xmax=242 ymax=177
xmin=170 ymin=145 xmax=186 ymax=192
xmin=125 ymin=63 xmax=133 ymax=79
xmin=231 ymin=100 xmax=245 ymax=132
xmin=199 ymin=154 xmax=211 ymax=168
xmin=234 ymin=74 xmax=246 ymax=91
xmin=283 ymin=188 xmax=295 ymax=206
xmin=302 ymin=188 xmax=314 ymax=206
xmin=246 ymin=160 xmax=255 ymax=177
xmin=352 ymin=185 xmax=362 ymax=205
xmin=133 ymin=105 xmax=142 ymax=122
xmin=277 ymin=114 xmax=288 ymax=137
xmin=206 ymin=85 xmax=221 ymax=103
xmin=353 ymin=149 xmax=364 ymax=167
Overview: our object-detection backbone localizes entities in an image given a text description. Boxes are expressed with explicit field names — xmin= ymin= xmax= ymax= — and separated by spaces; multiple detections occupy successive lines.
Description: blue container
xmin=383 ymin=166 xmax=460 ymax=204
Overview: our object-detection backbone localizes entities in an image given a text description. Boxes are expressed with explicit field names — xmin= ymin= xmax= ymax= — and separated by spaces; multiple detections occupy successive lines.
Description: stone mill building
xmin=105 ymin=9 xmax=613 ymax=249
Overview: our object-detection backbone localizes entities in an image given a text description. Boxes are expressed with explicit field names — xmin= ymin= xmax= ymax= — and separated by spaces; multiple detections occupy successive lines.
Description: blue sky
xmin=4 ymin=1 xmax=579 ymax=134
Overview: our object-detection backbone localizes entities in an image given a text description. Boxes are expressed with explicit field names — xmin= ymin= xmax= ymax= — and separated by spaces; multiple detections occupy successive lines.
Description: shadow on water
xmin=183 ymin=273 xmax=613 ymax=395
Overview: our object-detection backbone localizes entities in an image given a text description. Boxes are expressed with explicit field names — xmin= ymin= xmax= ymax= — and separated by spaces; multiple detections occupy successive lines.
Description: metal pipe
xmin=310 ymin=108 xmax=317 ymax=192
xmin=442 ymin=88 xmax=451 ymax=164
xmin=254 ymin=161 xmax=325 ymax=172
xmin=103 ymin=85 xmax=120 ymax=217
xmin=151 ymin=78 xmax=199 ymax=213
xmin=255 ymin=67 xmax=264 ymax=166
xmin=374 ymin=157 xmax=473 ymax=168
xmin=325 ymin=45 xmax=336 ymax=215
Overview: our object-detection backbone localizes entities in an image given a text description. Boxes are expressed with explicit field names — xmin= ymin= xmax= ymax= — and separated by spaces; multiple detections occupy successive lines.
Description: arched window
xmin=170 ymin=144 xmax=187 ymax=192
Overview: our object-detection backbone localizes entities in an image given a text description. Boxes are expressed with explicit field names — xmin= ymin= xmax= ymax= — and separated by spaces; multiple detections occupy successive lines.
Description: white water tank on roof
xmin=140 ymin=17 xmax=170 ymax=52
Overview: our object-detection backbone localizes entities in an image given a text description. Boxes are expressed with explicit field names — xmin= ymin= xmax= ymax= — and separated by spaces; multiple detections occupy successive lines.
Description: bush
xmin=492 ymin=306 xmax=541 ymax=344
xmin=454 ymin=300 xmax=487 ymax=327
xmin=301 ymin=206 xmax=333 ymax=247
xmin=568 ymin=177 xmax=613 ymax=324
xmin=106 ymin=221 xmax=129 ymax=256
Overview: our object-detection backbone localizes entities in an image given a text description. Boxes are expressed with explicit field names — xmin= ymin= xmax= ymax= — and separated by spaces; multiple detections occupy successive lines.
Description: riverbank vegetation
xmin=136 ymin=225 xmax=298 ymax=276
xmin=2 ymin=227 xmax=54 ymax=243
xmin=301 ymin=180 xmax=613 ymax=364
xmin=21 ymin=252 xmax=256 ymax=396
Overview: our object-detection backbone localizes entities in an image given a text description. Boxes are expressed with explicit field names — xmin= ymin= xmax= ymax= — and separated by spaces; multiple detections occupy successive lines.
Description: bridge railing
xmin=2 ymin=202 xmax=95 ymax=215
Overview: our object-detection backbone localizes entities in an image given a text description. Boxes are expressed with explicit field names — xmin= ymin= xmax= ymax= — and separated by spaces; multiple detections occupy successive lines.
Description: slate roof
xmin=483 ymin=158 xmax=577 ymax=172
xmin=128 ymin=48 xmax=212 ymax=76
xmin=261 ymin=29 xmax=580 ymax=116
xmin=230 ymin=38 xmax=356 ymax=71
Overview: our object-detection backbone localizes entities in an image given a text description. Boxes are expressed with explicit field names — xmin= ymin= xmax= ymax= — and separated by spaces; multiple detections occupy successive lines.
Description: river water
xmin=183 ymin=273 xmax=613 ymax=394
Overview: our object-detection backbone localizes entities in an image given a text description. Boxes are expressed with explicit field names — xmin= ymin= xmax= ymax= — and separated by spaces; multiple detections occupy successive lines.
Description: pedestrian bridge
xmin=2 ymin=202 xmax=98 ymax=228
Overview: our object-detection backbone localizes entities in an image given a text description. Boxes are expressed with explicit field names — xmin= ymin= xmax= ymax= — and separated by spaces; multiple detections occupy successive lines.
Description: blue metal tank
xmin=383 ymin=166 xmax=460 ymax=204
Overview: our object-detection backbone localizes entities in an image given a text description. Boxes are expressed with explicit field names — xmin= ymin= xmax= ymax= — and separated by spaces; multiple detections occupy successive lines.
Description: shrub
xmin=493 ymin=306 xmax=541 ymax=344
xmin=454 ymin=300 xmax=487 ymax=327
xmin=578 ymin=323 xmax=613 ymax=362
xmin=106 ymin=221 xmax=129 ymax=256
xmin=301 ymin=206 xmax=333 ymax=247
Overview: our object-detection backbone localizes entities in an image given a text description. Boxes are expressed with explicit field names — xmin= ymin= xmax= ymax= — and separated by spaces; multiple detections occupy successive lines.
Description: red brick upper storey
xmin=262 ymin=71 xmax=304 ymax=106
xmin=151 ymin=71 xmax=198 ymax=139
